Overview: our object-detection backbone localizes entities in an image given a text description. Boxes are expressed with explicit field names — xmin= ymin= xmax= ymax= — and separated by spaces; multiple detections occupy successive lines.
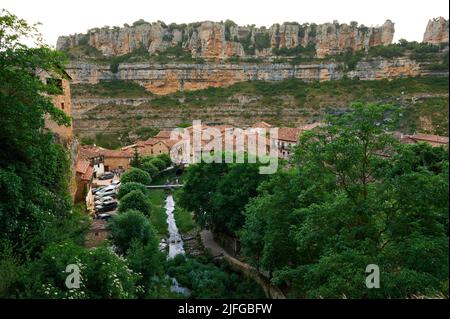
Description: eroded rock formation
xmin=57 ymin=20 xmax=395 ymax=59
xmin=423 ymin=17 xmax=449 ymax=44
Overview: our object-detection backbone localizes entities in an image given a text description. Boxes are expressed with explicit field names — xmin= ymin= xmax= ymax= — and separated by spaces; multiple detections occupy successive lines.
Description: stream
xmin=162 ymin=193 xmax=190 ymax=296
xmin=164 ymin=194 xmax=185 ymax=258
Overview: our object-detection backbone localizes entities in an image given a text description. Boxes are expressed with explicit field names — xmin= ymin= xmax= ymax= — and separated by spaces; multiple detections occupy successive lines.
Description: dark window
xmin=61 ymin=102 xmax=65 ymax=110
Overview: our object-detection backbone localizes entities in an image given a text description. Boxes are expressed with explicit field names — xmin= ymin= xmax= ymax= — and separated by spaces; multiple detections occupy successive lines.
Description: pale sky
xmin=2 ymin=0 xmax=449 ymax=47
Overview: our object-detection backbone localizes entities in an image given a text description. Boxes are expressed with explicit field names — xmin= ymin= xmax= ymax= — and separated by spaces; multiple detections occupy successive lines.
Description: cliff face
xmin=423 ymin=17 xmax=449 ymax=44
xmin=64 ymin=57 xmax=433 ymax=95
xmin=57 ymin=20 xmax=394 ymax=59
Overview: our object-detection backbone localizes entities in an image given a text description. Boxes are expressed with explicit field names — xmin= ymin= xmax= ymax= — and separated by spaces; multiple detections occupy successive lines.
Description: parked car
xmin=111 ymin=180 xmax=121 ymax=187
xmin=92 ymin=186 xmax=106 ymax=195
xmin=95 ymin=201 xmax=117 ymax=213
xmin=96 ymin=213 xmax=114 ymax=221
xmin=99 ymin=172 xmax=114 ymax=180
xmin=94 ymin=196 xmax=115 ymax=206
xmin=95 ymin=189 xmax=116 ymax=200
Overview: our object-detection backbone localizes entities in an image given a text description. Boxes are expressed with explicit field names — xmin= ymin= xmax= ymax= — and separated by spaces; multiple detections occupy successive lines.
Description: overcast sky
xmin=2 ymin=0 xmax=449 ymax=46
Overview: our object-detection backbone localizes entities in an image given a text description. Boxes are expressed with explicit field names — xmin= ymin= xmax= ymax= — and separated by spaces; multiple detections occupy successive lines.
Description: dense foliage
xmin=240 ymin=103 xmax=448 ymax=298
xmin=167 ymin=255 xmax=265 ymax=299
xmin=118 ymin=190 xmax=153 ymax=216
xmin=120 ymin=167 xmax=151 ymax=185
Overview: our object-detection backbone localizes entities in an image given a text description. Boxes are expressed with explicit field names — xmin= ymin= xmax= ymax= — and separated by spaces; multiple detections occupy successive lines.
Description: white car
xmin=95 ymin=188 xmax=116 ymax=200
xmin=95 ymin=196 xmax=114 ymax=206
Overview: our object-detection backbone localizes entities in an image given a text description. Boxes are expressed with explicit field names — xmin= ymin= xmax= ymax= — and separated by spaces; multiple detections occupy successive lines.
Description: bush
xmin=117 ymin=182 xmax=148 ymax=199
xmin=121 ymin=167 xmax=151 ymax=185
xmin=118 ymin=190 xmax=153 ymax=216
xmin=141 ymin=161 xmax=159 ymax=177
xmin=157 ymin=153 xmax=172 ymax=167
xmin=108 ymin=210 xmax=156 ymax=254
xmin=149 ymin=158 xmax=166 ymax=171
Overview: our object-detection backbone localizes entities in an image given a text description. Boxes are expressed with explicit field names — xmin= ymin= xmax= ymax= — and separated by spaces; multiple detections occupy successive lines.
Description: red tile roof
xmin=75 ymin=159 xmax=90 ymax=174
xmin=252 ymin=121 xmax=272 ymax=129
xmin=278 ymin=127 xmax=301 ymax=142
xmin=408 ymin=133 xmax=449 ymax=144
xmin=154 ymin=130 xmax=172 ymax=139
xmin=81 ymin=165 xmax=94 ymax=181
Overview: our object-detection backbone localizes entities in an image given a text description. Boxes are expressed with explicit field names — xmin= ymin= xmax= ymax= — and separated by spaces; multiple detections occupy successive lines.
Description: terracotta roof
xmin=80 ymin=146 xmax=103 ymax=159
xmin=252 ymin=121 xmax=272 ymax=129
xmin=162 ymin=139 xmax=180 ymax=148
xmin=408 ymin=133 xmax=449 ymax=144
xmin=81 ymin=165 xmax=94 ymax=181
xmin=278 ymin=127 xmax=301 ymax=142
xmin=75 ymin=159 xmax=90 ymax=174
xmin=155 ymin=130 xmax=172 ymax=139
xmin=100 ymin=148 xmax=133 ymax=158
xmin=300 ymin=122 xmax=322 ymax=131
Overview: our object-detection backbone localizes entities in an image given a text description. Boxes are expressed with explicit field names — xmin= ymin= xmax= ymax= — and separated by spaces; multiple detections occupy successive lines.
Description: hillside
xmin=71 ymin=76 xmax=449 ymax=147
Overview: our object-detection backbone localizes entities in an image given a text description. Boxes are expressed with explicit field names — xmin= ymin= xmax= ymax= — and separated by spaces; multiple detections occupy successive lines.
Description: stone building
xmin=38 ymin=69 xmax=73 ymax=141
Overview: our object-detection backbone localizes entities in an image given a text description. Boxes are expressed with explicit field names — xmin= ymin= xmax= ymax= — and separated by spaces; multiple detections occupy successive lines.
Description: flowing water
xmin=164 ymin=194 xmax=185 ymax=258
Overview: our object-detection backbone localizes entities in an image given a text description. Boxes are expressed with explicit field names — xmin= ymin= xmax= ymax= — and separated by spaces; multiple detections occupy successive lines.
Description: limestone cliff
xmin=423 ymin=17 xmax=449 ymax=44
xmin=57 ymin=20 xmax=394 ymax=59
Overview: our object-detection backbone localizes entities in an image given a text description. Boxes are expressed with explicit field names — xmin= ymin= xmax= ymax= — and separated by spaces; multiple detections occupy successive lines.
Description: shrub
xmin=117 ymin=182 xmax=148 ymax=199
xmin=141 ymin=161 xmax=159 ymax=177
xmin=121 ymin=167 xmax=151 ymax=185
xmin=149 ymin=158 xmax=167 ymax=171
xmin=108 ymin=210 xmax=156 ymax=254
xmin=254 ymin=33 xmax=271 ymax=50
xmin=157 ymin=153 xmax=172 ymax=167
xmin=118 ymin=190 xmax=153 ymax=215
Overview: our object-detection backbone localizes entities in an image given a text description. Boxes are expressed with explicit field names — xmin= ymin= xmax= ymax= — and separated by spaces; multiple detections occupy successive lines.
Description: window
xmin=61 ymin=102 xmax=65 ymax=110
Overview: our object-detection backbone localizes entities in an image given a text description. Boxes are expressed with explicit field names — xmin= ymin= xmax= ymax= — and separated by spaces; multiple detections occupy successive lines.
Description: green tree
xmin=0 ymin=9 xmax=73 ymax=258
xmin=108 ymin=210 xmax=157 ymax=254
xmin=118 ymin=190 xmax=152 ymax=216
xmin=148 ymin=157 xmax=166 ymax=171
xmin=240 ymin=103 xmax=448 ymax=298
xmin=117 ymin=182 xmax=148 ymax=199
xmin=157 ymin=153 xmax=172 ymax=167
xmin=130 ymin=148 xmax=142 ymax=167
xmin=120 ymin=167 xmax=151 ymax=185
xmin=140 ymin=160 xmax=159 ymax=177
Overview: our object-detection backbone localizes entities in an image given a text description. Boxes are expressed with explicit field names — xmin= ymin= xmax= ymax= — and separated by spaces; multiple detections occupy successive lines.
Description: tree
xmin=140 ymin=161 xmax=158 ymax=177
xmin=148 ymin=157 xmax=166 ymax=171
xmin=130 ymin=148 xmax=142 ymax=168
xmin=157 ymin=153 xmax=172 ymax=167
xmin=126 ymin=239 xmax=164 ymax=294
xmin=108 ymin=210 xmax=157 ymax=254
xmin=0 ymin=9 xmax=73 ymax=258
xmin=240 ymin=103 xmax=449 ymax=298
xmin=117 ymin=182 xmax=147 ymax=199
xmin=120 ymin=167 xmax=151 ymax=185
xmin=118 ymin=190 xmax=152 ymax=216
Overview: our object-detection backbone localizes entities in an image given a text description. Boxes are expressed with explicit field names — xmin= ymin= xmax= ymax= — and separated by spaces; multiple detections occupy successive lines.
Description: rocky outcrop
xmin=57 ymin=20 xmax=395 ymax=59
xmin=423 ymin=17 xmax=449 ymax=44
xmin=64 ymin=56 xmax=437 ymax=95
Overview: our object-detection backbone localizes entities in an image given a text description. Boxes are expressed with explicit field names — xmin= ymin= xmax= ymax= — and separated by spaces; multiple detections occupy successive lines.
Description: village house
xmin=80 ymin=146 xmax=105 ymax=178
xmin=38 ymin=68 xmax=73 ymax=142
xmin=74 ymin=158 xmax=94 ymax=203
